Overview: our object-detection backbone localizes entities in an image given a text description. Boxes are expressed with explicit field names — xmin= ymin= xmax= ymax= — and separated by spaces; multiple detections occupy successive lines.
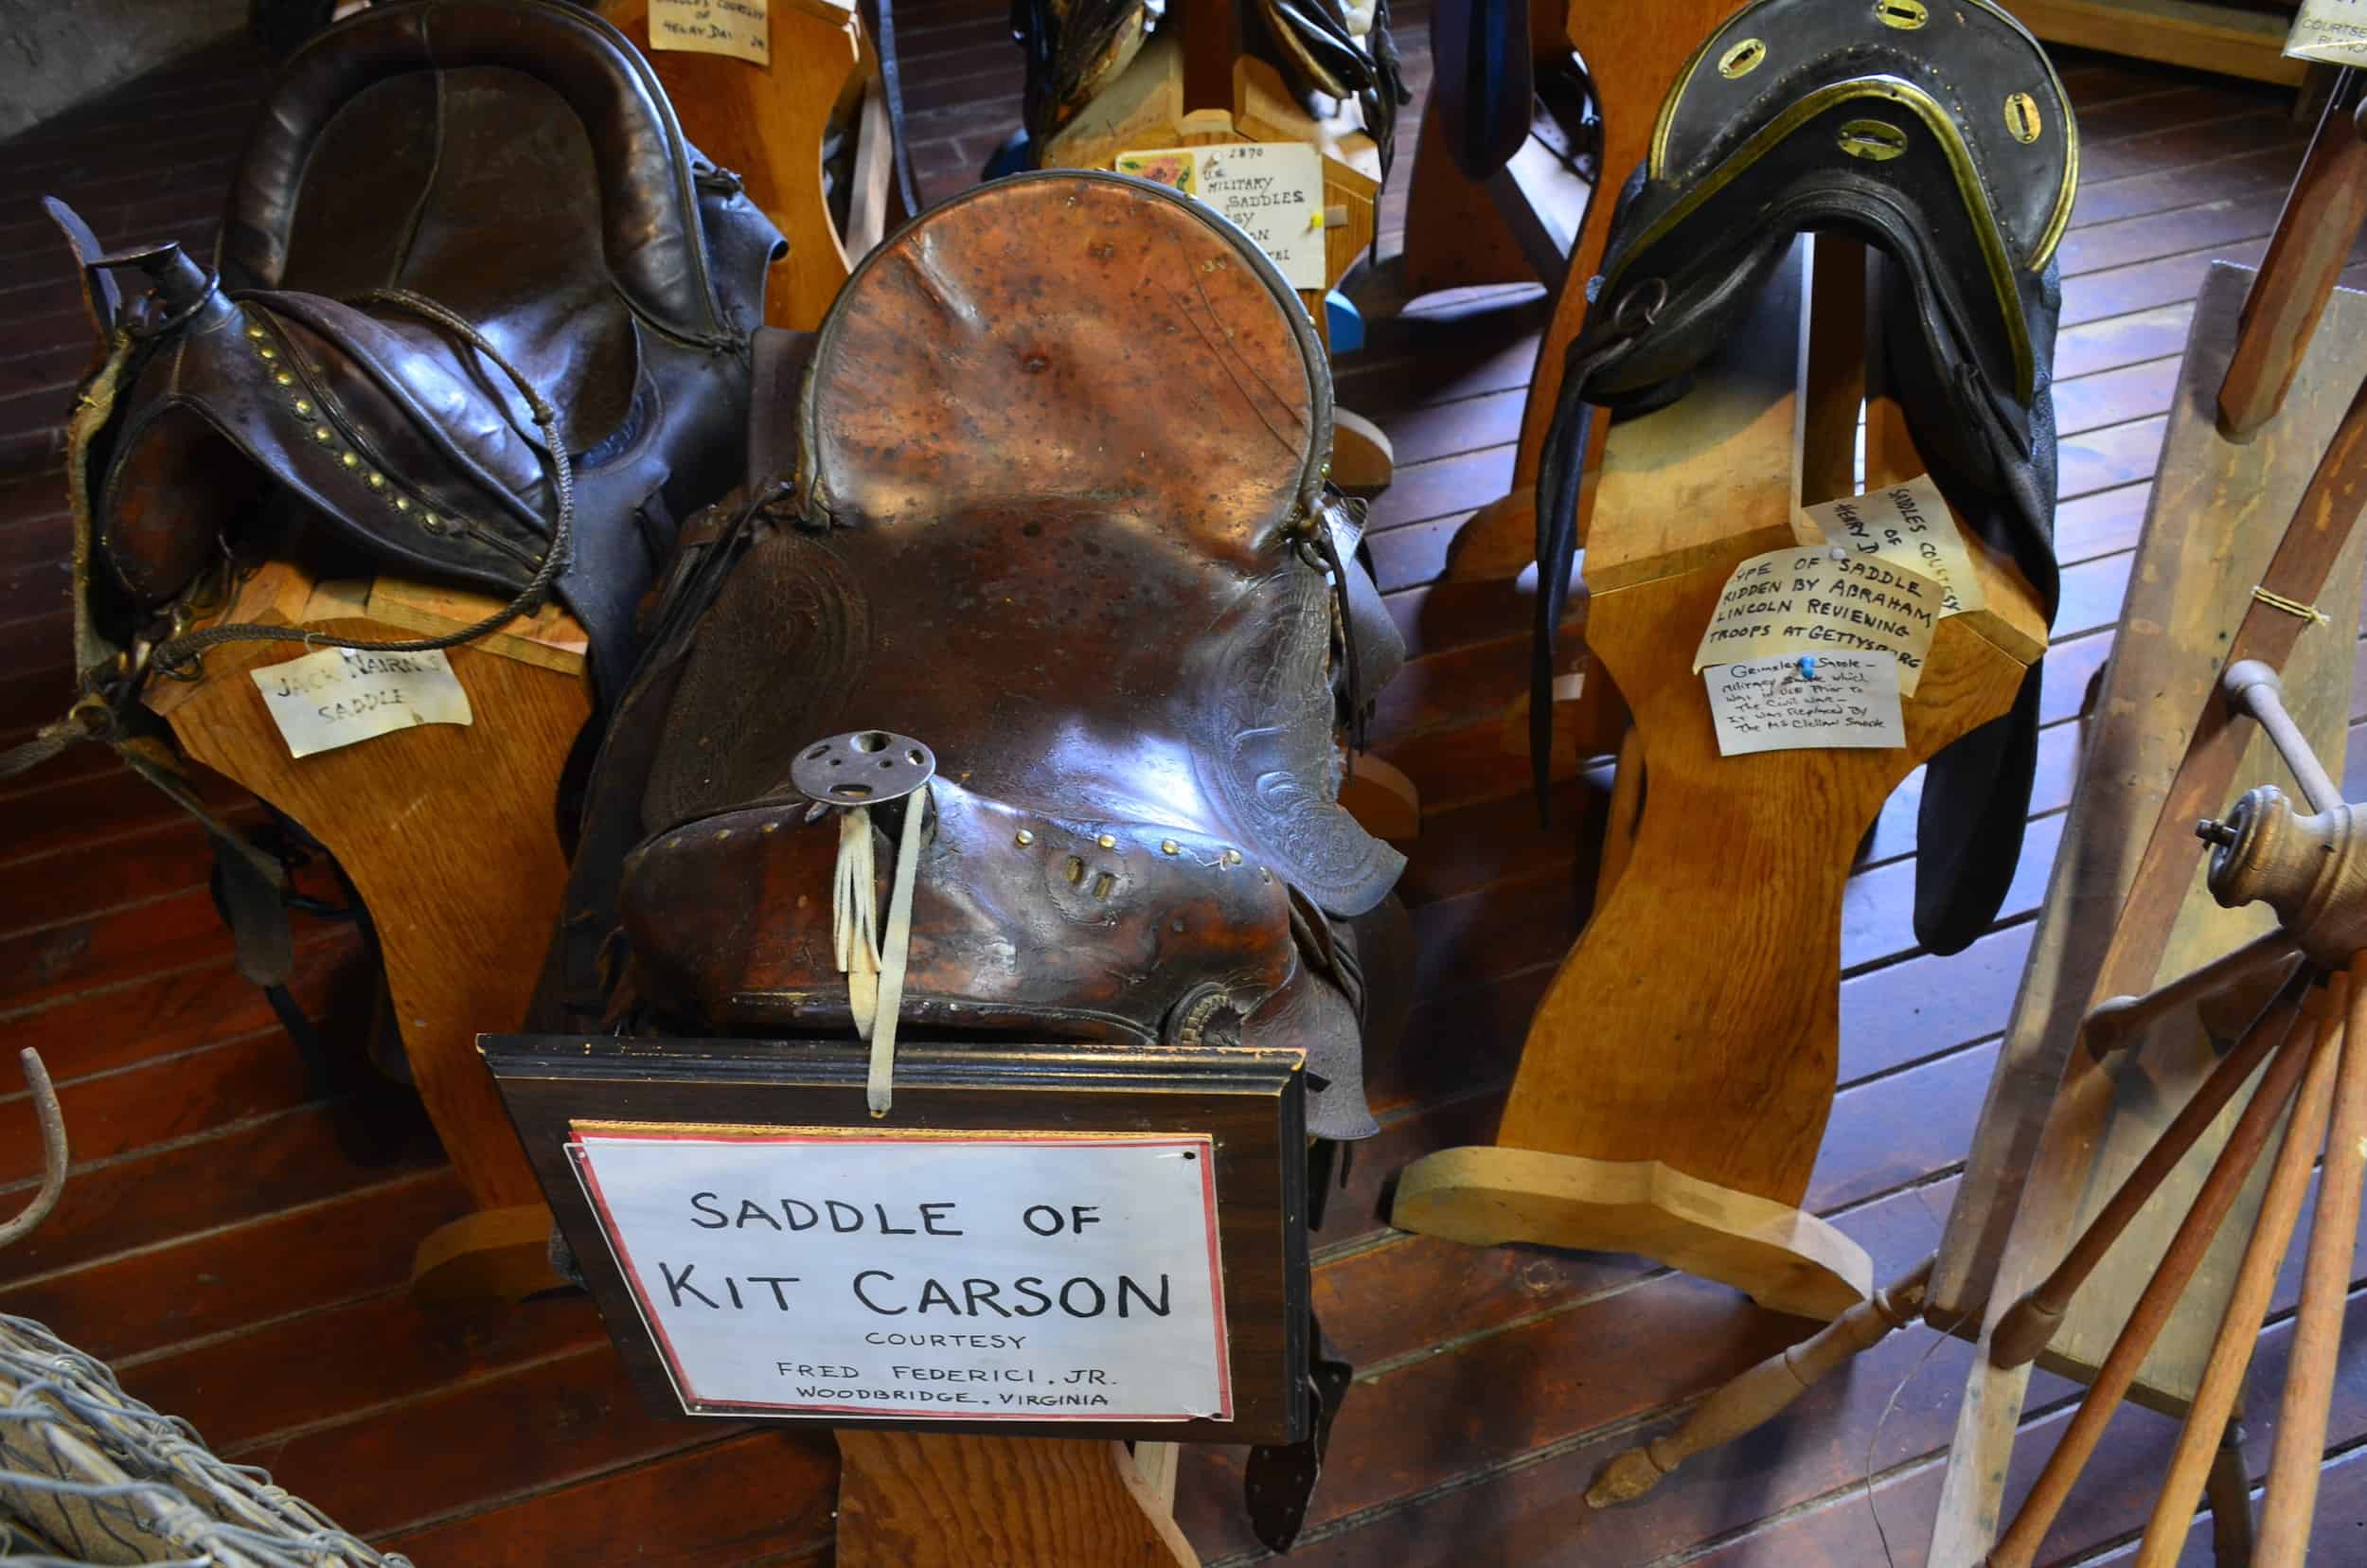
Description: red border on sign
xmin=570 ymin=1129 xmax=1235 ymax=1423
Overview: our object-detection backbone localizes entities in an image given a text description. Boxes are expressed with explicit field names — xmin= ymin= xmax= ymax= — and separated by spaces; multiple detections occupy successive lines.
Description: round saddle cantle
xmin=59 ymin=0 xmax=783 ymax=699
xmin=1538 ymin=0 xmax=2074 ymax=956
xmin=544 ymin=170 xmax=1408 ymax=1141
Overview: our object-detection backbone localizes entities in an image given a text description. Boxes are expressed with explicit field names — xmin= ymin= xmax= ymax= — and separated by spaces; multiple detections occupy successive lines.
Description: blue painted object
xmin=1326 ymin=290 xmax=1362 ymax=353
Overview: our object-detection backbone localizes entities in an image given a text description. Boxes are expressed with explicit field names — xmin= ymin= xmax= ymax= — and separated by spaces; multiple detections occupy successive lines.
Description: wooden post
xmin=1391 ymin=236 xmax=2045 ymax=1321
xmin=834 ymin=1431 xmax=1197 ymax=1565
xmin=2218 ymin=70 xmax=2367 ymax=438
xmin=142 ymin=562 xmax=585 ymax=1308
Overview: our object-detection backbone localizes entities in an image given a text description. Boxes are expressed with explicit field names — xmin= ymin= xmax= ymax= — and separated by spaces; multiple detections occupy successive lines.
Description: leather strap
xmin=1242 ymin=1310 xmax=1355 ymax=1553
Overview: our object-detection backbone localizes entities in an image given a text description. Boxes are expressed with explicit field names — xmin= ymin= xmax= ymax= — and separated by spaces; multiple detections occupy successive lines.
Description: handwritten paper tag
xmin=1113 ymin=142 xmax=1327 ymax=290
xmin=1805 ymin=473 xmax=1985 ymax=616
xmin=571 ymin=1128 xmax=1230 ymax=1421
xmin=2287 ymin=0 xmax=2367 ymax=64
xmin=251 ymin=647 xmax=472 ymax=759
xmin=1706 ymin=653 xmax=1906 ymax=757
xmin=648 ymin=0 xmax=771 ymax=65
xmin=1693 ymin=545 xmax=1944 ymax=696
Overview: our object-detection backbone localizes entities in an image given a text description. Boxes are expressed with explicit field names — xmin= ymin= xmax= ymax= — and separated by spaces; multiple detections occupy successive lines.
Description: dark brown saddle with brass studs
xmin=533 ymin=169 xmax=1411 ymax=1144
xmin=46 ymin=0 xmax=781 ymax=709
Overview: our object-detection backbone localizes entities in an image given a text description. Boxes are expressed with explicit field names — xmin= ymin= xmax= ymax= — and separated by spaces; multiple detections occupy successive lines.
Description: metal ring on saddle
xmin=792 ymin=730 xmax=937 ymax=807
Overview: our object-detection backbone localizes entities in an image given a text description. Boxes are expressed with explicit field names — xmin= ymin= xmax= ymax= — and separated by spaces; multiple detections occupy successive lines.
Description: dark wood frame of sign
xmin=479 ymin=1035 xmax=1311 ymax=1445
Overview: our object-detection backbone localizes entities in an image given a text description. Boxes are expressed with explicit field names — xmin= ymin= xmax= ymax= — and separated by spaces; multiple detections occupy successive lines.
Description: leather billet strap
xmin=1241 ymin=1309 xmax=1356 ymax=1552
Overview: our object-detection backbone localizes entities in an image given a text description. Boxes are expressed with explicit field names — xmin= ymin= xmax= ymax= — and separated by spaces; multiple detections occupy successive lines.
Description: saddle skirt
xmin=541 ymin=170 xmax=1410 ymax=1140
xmin=1538 ymin=0 xmax=2074 ymax=956
xmin=56 ymin=0 xmax=781 ymax=700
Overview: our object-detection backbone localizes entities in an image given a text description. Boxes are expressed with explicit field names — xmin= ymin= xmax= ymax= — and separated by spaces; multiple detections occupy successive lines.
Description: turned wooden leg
xmin=2130 ymin=1012 xmax=2339 ymax=1566
xmin=2256 ymin=969 xmax=2367 ymax=1562
xmin=1986 ymin=1001 xmax=2334 ymax=1568
xmin=2208 ymin=1420 xmax=2257 ymax=1568
xmin=1586 ymin=1256 xmax=1933 ymax=1507
xmin=1989 ymin=969 xmax=2311 ymax=1368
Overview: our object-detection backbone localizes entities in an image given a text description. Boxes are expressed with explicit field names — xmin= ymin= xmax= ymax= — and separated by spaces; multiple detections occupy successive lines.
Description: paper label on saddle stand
xmin=1705 ymin=653 xmax=1906 ymax=757
xmin=647 ymin=0 xmax=771 ymax=66
xmin=1805 ymin=472 xmax=1986 ymax=617
xmin=250 ymin=647 xmax=472 ymax=760
xmin=1112 ymin=142 xmax=1328 ymax=291
xmin=2287 ymin=0 xmax=2367 ymax=65
xmin=1692 ymin=545 xmax=1944 ymax=696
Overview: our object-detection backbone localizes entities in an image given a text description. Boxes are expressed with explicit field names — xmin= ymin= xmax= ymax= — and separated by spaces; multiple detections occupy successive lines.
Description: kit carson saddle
xmin=535 ymin=169 xmax=1411 ymax=1144
xmin=48 ymin=0 xmax=780 ymax=709
xmin=1535 ymin=0 xmax=2073 ymax=956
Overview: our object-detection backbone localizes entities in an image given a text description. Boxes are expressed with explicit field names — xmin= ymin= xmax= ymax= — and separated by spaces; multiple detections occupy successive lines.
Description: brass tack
xmin=258 ymin=346 xmax=277 ymax=360
xmin=243 ymin=325 xmax=266 ymax=341
xmin=339 ymin=452 xmax=360 ymax=469
xmin=393 ymin=496 xmax=411 ymax=511
xmin=1015 ymin=829 xmax=1035 ymax=846
xmin=273 ymin=370 xmax=294 ymax=387
xmin=1160 ymin=839 xmax=1181 ymax=856
xmin=366 ymin=472 xmax=386 ymax=490
xmin=1221 ymin=848 xmax=1242 ymax=865
xmin=717 ymin=829 xmax=732 ymax=841
xmin=1096 ymin=833 xmax=1116 ymax=849
xmin=292 ymin=398 xmax=312 ymax=416
xmin=311 ymin=425 xmax=333 ymax=443
xmin=760 ymin=822 xmax=779 ymax=836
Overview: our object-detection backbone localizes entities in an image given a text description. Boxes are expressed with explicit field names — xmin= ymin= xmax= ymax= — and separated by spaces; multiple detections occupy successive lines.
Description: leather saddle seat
xmin=57 ymin=0 xmax=782 ymax=699
xmin=1537 ymin=0 xmax=2074 ymax=955
xmin=539 ymin=170 xmax=1411 ymax=1141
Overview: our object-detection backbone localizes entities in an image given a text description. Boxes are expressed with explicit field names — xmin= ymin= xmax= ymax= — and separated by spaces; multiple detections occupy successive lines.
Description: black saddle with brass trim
xmin=1537 ymin=0 xmax=2073 ymax=956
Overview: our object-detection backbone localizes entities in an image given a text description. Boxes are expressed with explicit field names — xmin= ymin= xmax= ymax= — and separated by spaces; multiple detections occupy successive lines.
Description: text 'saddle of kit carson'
xmin=573 ymin=1130 xmax=1231 ymax=1422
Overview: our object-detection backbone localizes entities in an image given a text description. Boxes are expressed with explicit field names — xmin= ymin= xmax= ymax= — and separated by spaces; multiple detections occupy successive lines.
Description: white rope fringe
xmin=831 ymin=789 xmax=931 ymax=1116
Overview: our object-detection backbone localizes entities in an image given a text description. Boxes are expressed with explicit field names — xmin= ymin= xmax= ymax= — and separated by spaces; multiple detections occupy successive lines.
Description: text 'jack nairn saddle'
xmin=537 ymin=169 xmax=1413 ymax=1149
xmin=46 ymin=0 xmax=780 ymax=721
xmin=1536 ymin=0 xmax=2074 ymax=956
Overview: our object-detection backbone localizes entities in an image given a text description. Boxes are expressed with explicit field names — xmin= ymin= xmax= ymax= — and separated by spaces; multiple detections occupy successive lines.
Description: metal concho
xmin=792 ymin=730 xmax=937 ymax=805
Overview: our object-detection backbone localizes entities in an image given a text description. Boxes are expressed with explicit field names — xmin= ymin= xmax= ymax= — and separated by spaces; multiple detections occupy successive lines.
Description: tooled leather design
xmin=641 ymin=526 xmax=867 ymax=831
xmin=1199 ymin=569 xmax=1406 ymax=917
xmin=619 ymin=779 xmax=1299 ymax=1045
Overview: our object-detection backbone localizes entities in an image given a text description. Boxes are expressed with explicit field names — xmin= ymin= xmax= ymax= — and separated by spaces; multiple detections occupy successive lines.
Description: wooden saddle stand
xmin=1389 ymin=223 xmax=2046 ymax=1319
xmin=1539 ymin=71 xmax=2367 ymax=1566
xmin=141 ymin=573 xmax=1219 ymax=1566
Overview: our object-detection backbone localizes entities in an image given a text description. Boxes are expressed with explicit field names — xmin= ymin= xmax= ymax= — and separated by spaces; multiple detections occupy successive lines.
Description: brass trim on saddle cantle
xmin=1646 ymin=0 xmax=2078 ymax=273
xmin=1612 ymin=75 xmax=2038 ymax=401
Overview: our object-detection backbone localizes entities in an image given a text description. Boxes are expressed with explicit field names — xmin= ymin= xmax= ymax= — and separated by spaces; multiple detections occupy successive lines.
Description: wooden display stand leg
xmin=143 ymin=564 xmax=590 ymax=1310
xmin=834 ymin=1431 xmax=1197 ymax=1566
xmin=1392 ymin=236 xmax=2046 ymax=1322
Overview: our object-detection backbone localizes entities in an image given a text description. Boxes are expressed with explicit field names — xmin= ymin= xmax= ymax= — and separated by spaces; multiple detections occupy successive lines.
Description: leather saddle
xmin=50 ymin=0 xmax=781 ymax=704
xmin=1537 ymin=0 xmax=2074 ymax=956
xmin=536 ymin=169 xmax=1411 ymax=1144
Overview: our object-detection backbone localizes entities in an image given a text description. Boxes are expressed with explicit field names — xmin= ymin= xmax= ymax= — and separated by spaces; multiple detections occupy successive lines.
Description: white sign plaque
xmin=1705 ymin=651 xmax=1907 ymax=757
xmin=571 ymin=1128 xmax=1231 ymax=1422
xmin=249 ymin=646 xmax=472 ymax=759
xmin=1113 ymin=142 xmax=1328 ymax=291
